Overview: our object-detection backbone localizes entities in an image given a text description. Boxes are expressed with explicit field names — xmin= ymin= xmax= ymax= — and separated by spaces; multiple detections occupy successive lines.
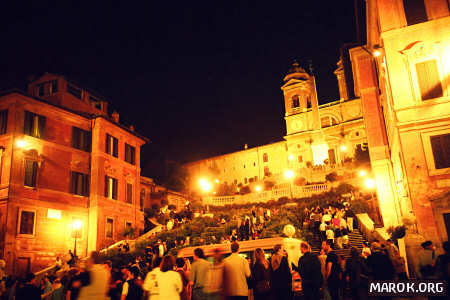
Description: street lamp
xmin=199 ymin=178 xmax=212 ymax=193
xmin=359 ymin=170 xmax=367 ymax=177
xmin=72 ymin=220 xmax=82 ymax=258
xmin=365 ymin=178 xmax=375 ymax=189
xmin=284 ymin=169 xmax=295 ymax=200
xmin=16 ymin=139 xmax=27 ymax=149
xmin=255 ymin=185 xmax=262 ymax=192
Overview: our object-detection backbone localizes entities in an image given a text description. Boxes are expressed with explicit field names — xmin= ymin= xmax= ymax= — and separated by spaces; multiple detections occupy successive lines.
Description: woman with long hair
xmin=158 ymin=255 xmax=182 ymax=300
xmin=252 ymin=248 xmax=271 ymax=300
xmin=270 ymin=244 xmax=292 ymax=300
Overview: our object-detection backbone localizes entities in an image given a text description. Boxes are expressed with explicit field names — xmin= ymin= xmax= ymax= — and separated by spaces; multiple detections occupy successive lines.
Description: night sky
xmin=1 ymin=1 xmax=363 ymax=181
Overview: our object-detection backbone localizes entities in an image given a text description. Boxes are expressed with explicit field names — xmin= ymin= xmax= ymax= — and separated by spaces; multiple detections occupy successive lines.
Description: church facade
xmin=185 ymin=61 xmax=368 ymax=193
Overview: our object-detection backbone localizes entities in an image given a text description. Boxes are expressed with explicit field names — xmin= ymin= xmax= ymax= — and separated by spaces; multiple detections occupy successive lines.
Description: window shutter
xmin=84 ymin=174 xmax=90 ymax=196
xmin=72 ymin=128 xmax=79 ymax=148
xmin=105 ymin=176 xmax=109 ymax=197
xmin=112 ymin=178 xmax=118 ymax=199
xmin=38 ymin=116 xmax=46 ymax=139
xmin=86 ymin=131 xmax=92 ymax=152
xmin=113 ymin=138 xmax=118 ymax=157
xmin=0 ymin=110 xmax=8 ymax=134
xmin=31 ymin=161 xmax=38 ymax=187
xmin=416 ymin=60 xmax=443 ymax=100
xmin=106 ymin=135 xmax=111 ymax=154
xmin=24 ymin=111 xmax=33 ymax=135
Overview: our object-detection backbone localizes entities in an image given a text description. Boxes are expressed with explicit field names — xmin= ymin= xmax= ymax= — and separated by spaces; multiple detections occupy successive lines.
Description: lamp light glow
xmin=373 ymin=50 xmax=381 ymax=57
xmin=359 ymin=170 xmax=367 ymax=177
xmin=16 ymin=139 xmax=27 ymax=148
xmin=199 ymin=178 xmax=212 ymax=192
xmin=288 ymin=154 xmax=294 ymax=161
xmin=365 ymin=178 xmax=375 ymax=189
xmin=284 ymin=169 xmax=295 ymax=180
xmin=255 ymin=185 xmax=262 ymax=192
xmin=340 ymin=145 xmax=347 ymax=152
xmin=72 ymin=219 xmax=82 ymax=230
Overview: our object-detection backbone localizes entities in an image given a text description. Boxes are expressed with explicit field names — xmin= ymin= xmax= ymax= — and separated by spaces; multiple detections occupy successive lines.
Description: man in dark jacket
xmin=292 ymin=242 xmax=323 ymax=300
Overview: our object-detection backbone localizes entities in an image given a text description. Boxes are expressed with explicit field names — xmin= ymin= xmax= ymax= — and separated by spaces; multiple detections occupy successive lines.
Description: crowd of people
xmin=0 ymin=237 xmax=449 ymax=300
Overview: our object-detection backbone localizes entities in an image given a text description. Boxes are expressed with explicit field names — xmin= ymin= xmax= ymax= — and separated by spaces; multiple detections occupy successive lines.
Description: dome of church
xmin=283 ymin=60 xmax=309 ymax=82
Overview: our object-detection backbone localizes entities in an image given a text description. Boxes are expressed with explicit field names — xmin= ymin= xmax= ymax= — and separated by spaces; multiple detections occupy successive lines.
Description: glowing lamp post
xmin=359 ymin=170 xmax=367 ymax=177
xmin=16 ymin=139 xmax=28 ymax=149
xmin=72 ymin=220 xmax=82 ymax=258
xmin=199 ymin=178 xmax=212 ymax=193
xmin=284 ymin=169 xmax=295 ymax=200
xmin=255 ymin=185 xmax=262 ymax=192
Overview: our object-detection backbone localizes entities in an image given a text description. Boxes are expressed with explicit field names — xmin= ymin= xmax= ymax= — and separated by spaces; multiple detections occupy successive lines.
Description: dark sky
xmin=0 ymin=1 xmax=362 ymax=181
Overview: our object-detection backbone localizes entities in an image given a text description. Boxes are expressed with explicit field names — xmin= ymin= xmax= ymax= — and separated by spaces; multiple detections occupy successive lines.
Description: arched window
xmin=292 ymin=95 xmax=300 ymax=108
xmin=321 ymin=116 xmax=339 ymax=128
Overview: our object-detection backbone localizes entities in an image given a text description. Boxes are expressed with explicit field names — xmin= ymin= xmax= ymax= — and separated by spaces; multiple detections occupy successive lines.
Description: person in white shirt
xmin=143 ymin=257 xmax=163 ymax=300
xmin=158 ymin=255 xmax=182 ymax=300
xmin=319 ymin=221 xmax=327 ymax=241
xmin=326 ymin=226 xmax=335 ymax=246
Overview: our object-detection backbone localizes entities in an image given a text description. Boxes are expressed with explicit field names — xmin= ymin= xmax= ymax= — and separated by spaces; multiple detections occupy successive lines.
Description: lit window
xmin=298 ymin=155 xmax=303 ymax=163
xmin=70 ymin=171 xmax=90 ymax=196
xmin=24 ymin=111 xmax=46 ymax=139
xmin=24 ymin=160 xmax=38 ymax=187
xmin=263 ymin=153 xmax=268 ymax=163
xmin=72 ymin=127 xmax=91 ymax=152
xmin=106 ymin=218 xmax=114 ymax=238
xmin=264 ymin=166 xmax=270 ymax=177
xmin=321 ymin=116 xmax=338 ymax=128
xmin=105 ymin=176 xmax=118 ymax=200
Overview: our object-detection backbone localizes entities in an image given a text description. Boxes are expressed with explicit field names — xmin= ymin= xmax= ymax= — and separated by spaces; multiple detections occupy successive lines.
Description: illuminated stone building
xmin=349 ymin=0 xmax=450 ymax=272
xmin=185 ymin=62 xmax=368 ymax=193
xmin=0 ymin=73 xmax=146 ymax=275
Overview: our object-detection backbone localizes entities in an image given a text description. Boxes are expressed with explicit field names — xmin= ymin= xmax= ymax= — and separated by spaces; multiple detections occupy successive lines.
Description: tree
xmin=325 ymin=172 xmax=338 ymax=182
xmin=354 ymin=144 xmax=370 ymax=166
xmin=161 ymin=160 xmax=188 ymax=192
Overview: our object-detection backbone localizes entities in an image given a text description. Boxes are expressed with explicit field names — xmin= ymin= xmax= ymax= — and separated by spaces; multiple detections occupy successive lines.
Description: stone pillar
xmin=356 ymin=53 xmax=400 ymax=228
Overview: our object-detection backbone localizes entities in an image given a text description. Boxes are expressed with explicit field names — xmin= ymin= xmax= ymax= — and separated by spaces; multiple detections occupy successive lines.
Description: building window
xmin=50 ymin=80 xmax=58 ymax=94
xmin=125 ymin=144 xmax=136 ymax=165
xmin=0 ymin=110 xmax=7 ymax=135
xmin=72 ymin=127 xmax=91 ymax=152
xmin=126 ymin=222 xmax=132 ymax=231
xmin=67 ymin=83 xmax=82 ymax=99
xmin=24 ymin=160 xmax=38 ymax=187
xmin=415 ymin=60 xmax=443 ymax=101
xmin=298 ymin=155 xmax=303 ymax=163
xmin=106 ymin=218 xmax=114 ymax=238
xmin=430 ymin=134 xmax=450 ymax=169
xmin=70 ymin=171 xmax=89 ymax=196
xmin=292 ymin=95 xmax=299 ymax=108
xmin=24 ymin=111 xmax=46 ymax=139
xmin=321 ymin=116 xmax=338 ymax=128
xmin=263 ymin=153 xmax=268 ymax=163
xmin=18 ymin=210 xmax=35 ymax=235
xmin=264 ymin=166 xmax=270 ymax=177
xmin=106 ymin=134 xmax=118 ymax=157
xmin=403 ymin=0 xmax=427 ymax=25
xmin=126 ymin=183 xmax=133 ymax=204
xmin=244 ymin=178 xmax=248 ymax=184
xmin=105 ymin=176 xmax=118 ymax=200
xmin=37 ymin=84 xmax=45 ymax=97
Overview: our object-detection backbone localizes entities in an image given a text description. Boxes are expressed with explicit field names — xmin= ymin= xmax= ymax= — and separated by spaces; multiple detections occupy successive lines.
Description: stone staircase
xmin=309 ymin=229 xmax=367 ymax=259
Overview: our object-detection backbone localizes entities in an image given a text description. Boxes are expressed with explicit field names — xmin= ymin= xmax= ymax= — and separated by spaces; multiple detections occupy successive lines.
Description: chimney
xmin=111 ymin=111 xmax=119 ymax=123
xmin=244 ymin=144 xmax=248 ymax=150
xmin=129 ymin=125 xmax=134 ymax=131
